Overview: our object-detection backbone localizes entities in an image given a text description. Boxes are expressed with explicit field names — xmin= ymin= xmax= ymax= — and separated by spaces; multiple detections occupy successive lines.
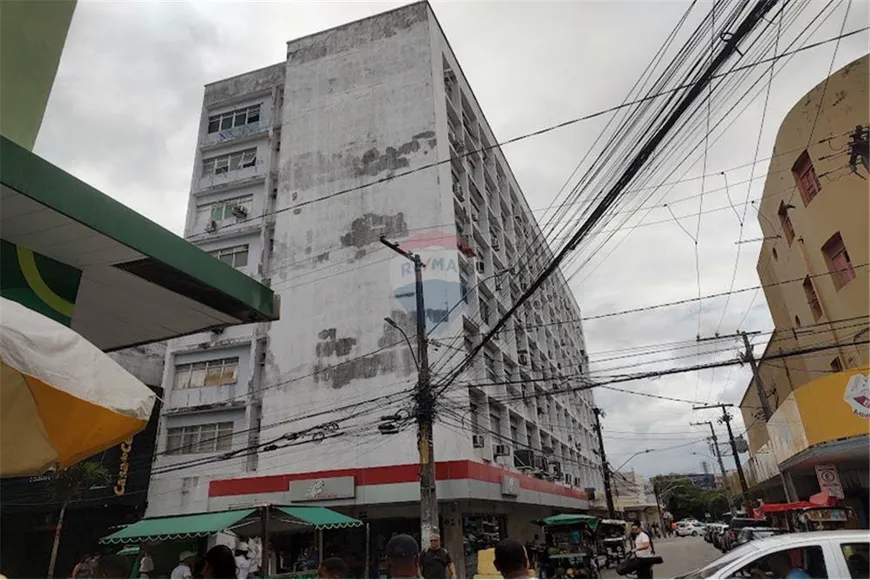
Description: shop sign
xmin=814 ymin=465 xmax=844 ymax=499
xmin=501 ymin=475 xmax=519 ymax=496
xmin=113 ymin=437 xmax=134 ymax=496
xmin=288 ymin=476 xmax=355 ymax=501
xmin=844 ymin=373 xmax=870 ymax=418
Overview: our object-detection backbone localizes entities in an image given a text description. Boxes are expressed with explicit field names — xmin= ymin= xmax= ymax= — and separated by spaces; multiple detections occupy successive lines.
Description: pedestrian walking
xmin=171 ymin=551 xmax=197 ymax=579
xmin=386 ymin=534 xmax=420 ymax=579
xmin=493 ymin=539 xmax=530 ymax=579
xmin=317 ymin=557 xmax=347 ymax=579
xmin=202 ymin=545 xmax=236 ymax=579
xmin=630 ymin=521 xmax=653 ymax=579
xmin=420 ymin=534 xmax=456 ymax=579
xmin=234 ymin=543 xmax=251 ymax=579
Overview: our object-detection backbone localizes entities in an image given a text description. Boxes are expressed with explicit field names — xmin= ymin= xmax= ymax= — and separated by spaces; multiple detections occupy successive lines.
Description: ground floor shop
xmin=745 ymin=435 xmax=869 ymax=528
xmin=180 ymin=459 xmax=592 ymax=578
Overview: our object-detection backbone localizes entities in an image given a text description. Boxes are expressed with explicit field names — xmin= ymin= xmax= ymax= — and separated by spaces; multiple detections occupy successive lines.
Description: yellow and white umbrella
xmin=0 ymin=297 xmax=156 ymax=477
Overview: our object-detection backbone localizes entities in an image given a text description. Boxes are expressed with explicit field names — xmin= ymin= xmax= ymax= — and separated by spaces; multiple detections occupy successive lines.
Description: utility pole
xmin=592 ymin=407 xmax=615 ymax=518
xmin=741 ymin=331 xmax=773 ymax=420
xmin=692 ymin=421 xmax=737 ymax=517
xmin=380 ymin=236 xmax=438 ymax=541
xmin=694 ymin=403 xmax=750 ymax=512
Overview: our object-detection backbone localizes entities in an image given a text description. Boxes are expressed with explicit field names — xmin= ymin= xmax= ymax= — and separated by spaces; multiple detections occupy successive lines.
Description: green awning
xmin=277 ymin=506 xmax=362 ymax=530
xmin=100 ymin=509 xmax=256 ymax=544
xmin=115 ymin=546 xmax=140 ymax=556
xmin=1 ymin=136 xmax=279 ymax=350
xmin=536 ymin=514 xmax=600 ymax=530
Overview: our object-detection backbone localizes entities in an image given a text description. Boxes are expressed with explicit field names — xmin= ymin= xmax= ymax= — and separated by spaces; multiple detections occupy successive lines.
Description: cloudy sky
xmin=36 ymin=1 xmax=868 ymax=478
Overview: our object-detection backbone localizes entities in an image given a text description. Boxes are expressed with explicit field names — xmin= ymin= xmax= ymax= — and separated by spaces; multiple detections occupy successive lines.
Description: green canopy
xmin=100 ymin=509 xmax=256 ymax=544
xmin=115 ymin=546 xmax=140 ymax=556
xmin=536 ymin=514 xmax=600 ymax=530
xmin=277 ymin=506 xmax=362 ymax=530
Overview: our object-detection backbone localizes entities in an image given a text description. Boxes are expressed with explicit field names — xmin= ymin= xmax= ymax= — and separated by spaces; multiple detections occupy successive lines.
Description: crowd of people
xmin=68 ymin=522 xmax=659 ymax=579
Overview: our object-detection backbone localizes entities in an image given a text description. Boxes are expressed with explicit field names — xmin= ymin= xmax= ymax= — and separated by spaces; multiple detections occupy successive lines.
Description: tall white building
xmin=148 ymin=2 xmax=602 ymax=572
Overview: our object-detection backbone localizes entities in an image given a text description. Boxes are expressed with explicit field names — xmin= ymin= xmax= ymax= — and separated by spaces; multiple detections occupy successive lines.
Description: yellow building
xmin=737 ymin=55 xmax=869 ymax=523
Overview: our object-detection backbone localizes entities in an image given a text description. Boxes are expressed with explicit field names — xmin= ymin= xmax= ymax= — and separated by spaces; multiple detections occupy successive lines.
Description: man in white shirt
xmin=631 ymin=522 xmax=653 ymax=557
xmin=171 ymin=551 xmax=196 ymax=579
xmin=235 ymin=543 xmax=251 ymax=579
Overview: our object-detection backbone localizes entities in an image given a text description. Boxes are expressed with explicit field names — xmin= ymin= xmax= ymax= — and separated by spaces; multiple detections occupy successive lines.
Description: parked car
xmin=677 ymin=530 xmax=870 ymax=578
xmin=734 ymin=527 xmax=784 ymax=548
xmin=676 ymin=521 xmax=701 ymax=537
xmin=721 ymin=518 xmax=768 ymax=552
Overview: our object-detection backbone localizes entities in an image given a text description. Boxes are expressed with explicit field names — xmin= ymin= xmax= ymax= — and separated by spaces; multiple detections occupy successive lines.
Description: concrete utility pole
xmin=741 ymin=331 xmax=774 ymax=421
xmin=592 ymin=407 xmax=616 ymax=518
xmin=692 ymin=421 xmax=737 ymax=517
xmin=380 ymin=236 xmax=439 ymax=541
xmin=694 ymin=403 xmax=750 ymax=512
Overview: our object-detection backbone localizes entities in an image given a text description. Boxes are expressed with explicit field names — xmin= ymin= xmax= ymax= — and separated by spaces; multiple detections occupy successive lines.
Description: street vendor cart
xmin=597 ymin=519 xmax=628 ymax=569
xmin=535 ymin=514 xmax=601 ymax=579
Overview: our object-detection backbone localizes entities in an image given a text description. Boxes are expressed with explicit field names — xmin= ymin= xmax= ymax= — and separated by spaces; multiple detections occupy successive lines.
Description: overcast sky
xmin=35 ymin=1 xmax=868 ymax=479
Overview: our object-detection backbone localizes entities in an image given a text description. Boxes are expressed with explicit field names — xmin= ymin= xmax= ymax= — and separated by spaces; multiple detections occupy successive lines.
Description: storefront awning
xmin=1 ymin=136 xmax=279 ymax=350
xmin=100 ymin=508 xmax=256 ymax=544
xmin=276 ymin=506 xmax=362 ymax=530
xmin=535 ymin=514 xmax=599 ymax=529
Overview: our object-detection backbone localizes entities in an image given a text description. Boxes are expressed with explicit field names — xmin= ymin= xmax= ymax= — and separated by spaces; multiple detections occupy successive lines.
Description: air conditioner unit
xmin=472 ymin=434 xmax=485 ymax=449
xmin=476 ymin=261 xmax=486 ymax=274
xmin=513 ymin=448 xmax=535 ymax=469
xmin=518 ymin=353 xmax=529 ymax=366
xmin=453 ymin=183 xmax=465 ymax=201
xmin=205 ymin=220 xmax=218 ymax=233
xmin=494 ymin=444 xmax=510 ymax=457
xmin=232 ymin=204 xmax=248 ymax=218
xmin=492 ymin=241 xmax=500 ymax=252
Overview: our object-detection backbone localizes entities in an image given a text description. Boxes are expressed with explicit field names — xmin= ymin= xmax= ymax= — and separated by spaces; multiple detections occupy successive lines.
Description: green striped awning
xmin=277 ymin=506 xmax=362 ymax=530
xmin=100 ymin=509 xmax=256 ymax=544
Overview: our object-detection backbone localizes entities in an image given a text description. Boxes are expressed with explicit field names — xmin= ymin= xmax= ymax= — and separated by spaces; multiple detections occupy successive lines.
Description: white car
xmin=679 ymin=530 xmax=869 ymax=578
xmin=676 ymin=521 xmax=701 ymax=537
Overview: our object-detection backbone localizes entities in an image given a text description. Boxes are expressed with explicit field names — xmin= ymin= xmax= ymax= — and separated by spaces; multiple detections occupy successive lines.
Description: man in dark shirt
xmin=419 ymin=534 xmax=456 ymax=579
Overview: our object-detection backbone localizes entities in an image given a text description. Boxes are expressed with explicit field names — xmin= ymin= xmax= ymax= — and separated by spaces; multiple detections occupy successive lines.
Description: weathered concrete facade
xmin=147 ymin=2 xmax=602 ymax=530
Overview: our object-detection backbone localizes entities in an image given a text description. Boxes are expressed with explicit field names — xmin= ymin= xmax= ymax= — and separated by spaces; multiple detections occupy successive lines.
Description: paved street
xmin=601 ymin=536 xmax=723 ymax=579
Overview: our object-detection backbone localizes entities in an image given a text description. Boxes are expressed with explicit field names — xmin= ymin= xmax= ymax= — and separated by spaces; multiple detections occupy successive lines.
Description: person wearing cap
xmin=235 ymin=542 xmax=251 ymax=579
xmin=171 ymin=551 xmax=197 ymax=579
xmin=386 ymin=534 xmax=420 ymax=579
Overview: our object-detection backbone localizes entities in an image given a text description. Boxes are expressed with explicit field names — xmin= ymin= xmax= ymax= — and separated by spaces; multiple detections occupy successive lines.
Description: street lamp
xmin=613 ymin=448 xmax=654 ymax=473
xmin=384 ymin=317 xmax=419 ymax=371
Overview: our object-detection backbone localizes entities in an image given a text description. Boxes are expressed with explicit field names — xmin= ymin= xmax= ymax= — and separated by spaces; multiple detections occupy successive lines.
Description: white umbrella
xmin=0 ymin=297 xmax=156 ymax=477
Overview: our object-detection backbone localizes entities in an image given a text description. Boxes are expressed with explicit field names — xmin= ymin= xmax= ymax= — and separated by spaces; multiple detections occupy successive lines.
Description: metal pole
xmin=380 ymin=237 xmax=439 ymax=541
xmin=260 ymin=505 xmax=270 ymax=580
xmin=592 ymin=407 xmax=615 ymax=518
xmin=692 ymin=421 xmax=737 ymax=517
xmin=364 ymin=523 xmax=371 ymax=579
xmin=695 ymin=404 xmax=751 ymax=512
xmin=742 ymin=332 xmax=773 ymax=420
xmin=721 ymin=411 xmax=751 ymax=511
xmin=318 ymin=529 xmax=324 ymax=566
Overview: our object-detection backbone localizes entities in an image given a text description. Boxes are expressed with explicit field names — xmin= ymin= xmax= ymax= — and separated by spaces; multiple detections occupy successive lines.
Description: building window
xmin=830 ymin=356 xmax=843 ymax=373
xmin=202 ymin=148 xmax=257 ymax=177
xmin=210 ymin=245 xmax=249 ymax=268
xmin=778 ymin=201 xmax=795 ymax=245
xmin=197 ymin=196 xmax=253 ymax=226
xmin=174 ymin=357 xmax=239 ymax=389
xmin=792 ymin=151 xmax=821 ymax=206
xmin=802 ymin=276 xmax=823 ymax=321
xmin=772 ymin=247 xmax=778 ymax=261
xmin=166 ymin=422 xmax=234 ymax=455
xmin=207 ymin=105 xmax=261 ymax=134
xmin=794 ymin=315 xmax=801 ymax=328
xmin=822 ymin=232 xmax=856 ymax=289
